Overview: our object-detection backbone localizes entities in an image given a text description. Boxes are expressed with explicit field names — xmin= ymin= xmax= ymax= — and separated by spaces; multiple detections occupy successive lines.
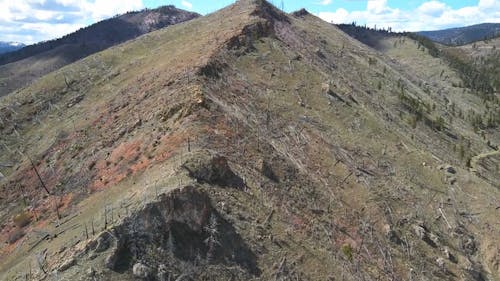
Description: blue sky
xmin=146 ymin=0 xmax=364 ymax=14
xmin=0 ymin=0 xmax=498 ymax=44
xmin=144 ymin=0 xmax=482 ymax=15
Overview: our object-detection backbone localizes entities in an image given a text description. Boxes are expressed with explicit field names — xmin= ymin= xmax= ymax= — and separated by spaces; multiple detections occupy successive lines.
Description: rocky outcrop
xmin=58 ymin=257 xmax=76 ymax=272
xmin=182 ymin=151 xmax=244 ymax=188
xmin=132 ymin=263 xmax=152 ymax=279
xmin=291 ymin=8 xmax=310 ymax=18
xmin=101 ymin=186 xmax=259 ymax=279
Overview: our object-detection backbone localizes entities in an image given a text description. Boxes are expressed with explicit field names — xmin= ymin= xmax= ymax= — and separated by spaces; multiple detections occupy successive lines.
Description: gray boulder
xmin=132 ymin=263 xmax=151 ymax=279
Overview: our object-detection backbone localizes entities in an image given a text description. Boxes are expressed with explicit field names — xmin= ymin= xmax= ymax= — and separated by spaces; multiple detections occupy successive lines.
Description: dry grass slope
xmin=0 ymin=6 xmax=199 ymax=97
xmin=0 ymin=1 xmax=498 ymax=280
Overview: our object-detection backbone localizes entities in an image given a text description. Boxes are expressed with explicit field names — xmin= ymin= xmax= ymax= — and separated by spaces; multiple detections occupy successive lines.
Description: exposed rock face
xmin=251 ymin=0 xmax=289 ymax=23
xmin=1 ymin=0 xmax=499 ymax=280
xmin=255 ymin=155 xmax=300 ymax=184
xmin=446 ymin=166 xmax=457 ymax=174
xmin=86 ymin=231 xmax=113 ymax=255
xmin=436 ymin=257 xmax=445 ymax=269
xmin=157 ymin=264 xmax=168 ymax=281
xmin=104 ymin=186 xmax=259 ymax=279
xmin=256 ymin=158 xmax=279 ymax=182
xmin=412 ymin=223 xmax=438 ymax=248
xmin=227 ymin=21 xmax=273 ymax=53
xmin=291 ymin=8 xmax=310 ymax=18
xmin=58 ymin=257 xmax=76 ymax=272
xmin=413 ymin=224 xmax=426 ymax=239
xmin=383 ymin=224 xmax=401 ymax=244
xmin=182 ymin=151 xmax=244 ymax=188
xmin=132 ymin=263 xmax=151 ymax=279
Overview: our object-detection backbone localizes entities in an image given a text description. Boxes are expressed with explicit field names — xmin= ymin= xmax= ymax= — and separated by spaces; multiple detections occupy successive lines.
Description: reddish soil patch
xmin=90 ymin=128 xmax=191 ymax=190
xmin=154 ymin=131 xmax=190 ymax=162
xmin=91 ymin=140 xmax=142 ymax=190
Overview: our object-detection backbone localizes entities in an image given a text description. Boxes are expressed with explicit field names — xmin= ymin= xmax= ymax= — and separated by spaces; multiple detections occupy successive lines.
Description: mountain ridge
xmin=0 ymin=0 xmax=498 ymax=280
xmin=418 ymin=22 xmax=500 ymax=46
xmin=0 ymin=42 xmax=25 ymax=55
xmin=0 ymin=5 xmax=199 ymax=97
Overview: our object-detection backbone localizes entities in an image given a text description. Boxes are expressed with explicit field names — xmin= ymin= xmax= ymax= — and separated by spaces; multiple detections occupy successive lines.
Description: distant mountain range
xmin=0 ymin=6 xmax=199 ymax=66
xmin=0 ymin=42 xmax=25 ymax=55
xmin=418 ymin=23 xmax=500 ymax=46
xmin=0 ymin=5 xmax=199 ymax=96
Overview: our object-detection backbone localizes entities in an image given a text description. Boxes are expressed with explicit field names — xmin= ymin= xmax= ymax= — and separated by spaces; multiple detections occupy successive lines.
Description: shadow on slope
xmin=100 ymin=186 xmax=260 ymax=279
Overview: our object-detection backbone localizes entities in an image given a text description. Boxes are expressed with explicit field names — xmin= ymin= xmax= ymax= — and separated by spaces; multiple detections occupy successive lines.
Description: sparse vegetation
xmin=407 ymin=33 xmax=441 ymax=57
xmin=398 ymin=90 xmax=426 ymax=122
xmin=13 ymin=211 xmax=31 ymax=228
xmin=417 ymin=23 xmax=500 ymax=46
xmin=0 ymin=1 xmax=498 ymax=281
xmin=341 ymin=243 xmax=353 ymax=262
xmin=0 ymin=6 xmax=200 ymax=97
xmin=7 ymin=228 xmax=24 ymax=244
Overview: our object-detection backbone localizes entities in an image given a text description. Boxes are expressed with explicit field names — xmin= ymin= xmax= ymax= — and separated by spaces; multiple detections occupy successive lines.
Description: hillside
xmin=0 ymin=42 xmax=25 ymax=55
xmin=445 ymin=36 xmax=500 ymax=97
xmin=336 ymin=23 xmax=399 ymax=49
xmin=418 ymin=23 xmax=500 ymax=46
xmin=339 ymin=23 xmax=500 ymax=184
xmin=455 ymin=36 xmax=500 ymax=58
xmin=0 ymin=5 xmax=199 ymax=97
xmin=0 ymin=1 xmax=499 ymax=280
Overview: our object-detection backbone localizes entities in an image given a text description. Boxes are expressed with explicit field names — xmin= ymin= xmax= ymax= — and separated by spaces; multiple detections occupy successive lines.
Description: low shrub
xmin=13 ymin=211 xmax=32 ymax=228
xmin=7 ymin=228 xmax=25 ymax=244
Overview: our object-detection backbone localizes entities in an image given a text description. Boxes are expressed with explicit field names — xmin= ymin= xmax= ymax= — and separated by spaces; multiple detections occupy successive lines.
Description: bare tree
xmin=204 ymin=214 xmax=220 ymax=263
xmin=167 ymin=230 xmax=176 ymax=259
xmin=35 ymin=250 xmax=48 ymax=274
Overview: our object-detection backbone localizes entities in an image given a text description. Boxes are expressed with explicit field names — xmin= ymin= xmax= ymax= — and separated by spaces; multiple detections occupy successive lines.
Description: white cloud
xmin=0 ymin=0 xmax=145 ymax=44
xmin=318 ymin=0 xmax=500 ymax=32
xmin=367 ymin=0 xmax=389 ymax=14
xmin=90 ymin=0 xmax=143 ymax=21
xmin=319 ymin=0 xmax=332 ymax=5
xmin=479 ymin=0 xmax=497 ymax=9
xmin=417 ymin=1 xmax=448 ymax=17
xmin=34 ymin=10 xmax=57 ymax=21
xmin=319 ymin=8 xmax=349 ymax=22
xmin=21 ymin=22 xmax=86 ymax=40
xmin=181 ymin=0 xmax=193 ymax=9
xmin=55 ymin=0 xmax=85 ymax=6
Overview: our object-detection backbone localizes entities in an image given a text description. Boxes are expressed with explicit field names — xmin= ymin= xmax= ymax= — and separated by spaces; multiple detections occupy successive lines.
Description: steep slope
xmin=0 ymin=1 xmax=499 ymax=280
xmin=338 ymin=24 xmax=500 ymax=190
xmin=379 ymin=34 xmax=499 ymax=180
xmin=0 ymin=42 xmax=25 ymax=55
xmin=455 ymin=36 xmax=500 ymax=58
xmin=0 ymin=5 xmax=199 ymax=97
xmin=449 ymin=37 xmax=500 ymax=187
xmin=418 ymin=23 xmax=500 ymax=46
xmin=336 ymin=23 xmax=399 ymax=49
xmin=448 ymin=37 xmax=500 ymax=93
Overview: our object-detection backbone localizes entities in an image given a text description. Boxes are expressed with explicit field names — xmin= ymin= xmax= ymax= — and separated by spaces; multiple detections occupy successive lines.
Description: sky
xmin=0 ymin=0 xmax=498 ymax=44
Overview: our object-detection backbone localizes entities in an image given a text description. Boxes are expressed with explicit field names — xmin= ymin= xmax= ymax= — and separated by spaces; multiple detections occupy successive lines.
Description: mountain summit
xmin=0 ymin=42 xmax=25 ymax=55
xmin=0 ymin=0 xmax=498 ymax=280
